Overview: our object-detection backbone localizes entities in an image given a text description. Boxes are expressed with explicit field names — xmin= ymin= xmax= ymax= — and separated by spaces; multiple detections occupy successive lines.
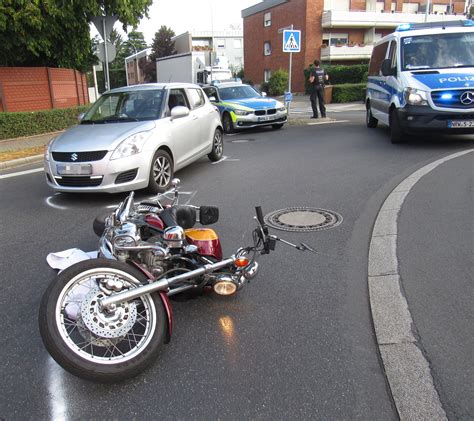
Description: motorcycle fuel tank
xmin=185 ymin=228 xmax=222 ymax=260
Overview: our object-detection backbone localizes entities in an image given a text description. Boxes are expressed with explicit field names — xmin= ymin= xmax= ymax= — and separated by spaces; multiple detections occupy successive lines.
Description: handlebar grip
xmin=255 ymin=206 xmax=265 ymax=226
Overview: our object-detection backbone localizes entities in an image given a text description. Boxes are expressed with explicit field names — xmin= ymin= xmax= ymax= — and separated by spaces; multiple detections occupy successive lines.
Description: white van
xmin=365 ymin=20 xmax=474 ymax=143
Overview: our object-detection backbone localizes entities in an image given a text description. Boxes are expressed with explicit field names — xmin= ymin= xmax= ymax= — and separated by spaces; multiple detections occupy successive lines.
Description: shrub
xmin=0 ymin=106 xmax=90 ymax=140
xmin=303 ymin=64 xmax=369 ymax=94
xmin=267 ymin=69 xmax=288 ymax=96
xmin=331 ymin=83 xmax=366 ymax=103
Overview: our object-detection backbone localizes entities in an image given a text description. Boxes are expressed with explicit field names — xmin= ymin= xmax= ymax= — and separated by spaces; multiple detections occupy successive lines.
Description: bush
xmin=331 ymin=83 xmax=366 ymax=103
xmin=304 ymin=64 xmax=368 ymax=94
xmin=0 ymin=106 xmax=90 ymax=140
xmin=267 ymin=69 xmax=288 ymax=96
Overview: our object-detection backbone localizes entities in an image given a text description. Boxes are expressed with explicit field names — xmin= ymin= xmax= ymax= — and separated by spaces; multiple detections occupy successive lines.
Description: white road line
xmin=307 ymin=120 xmax=350 ymax=125
xmin=231 ymin=140 xmax=250 ymax=143
xmin=0 ymin=167 xmax=43 ymax=179
xmin=211 ymin=156 xmax=240 ymax=165
xmin=47 ymin=357 xmax=68 ymax=420
xmin=368 ymin=148 xmax=473 ymax=421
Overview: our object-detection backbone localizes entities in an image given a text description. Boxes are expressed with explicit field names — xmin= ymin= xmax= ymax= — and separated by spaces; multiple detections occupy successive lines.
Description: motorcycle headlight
xmin=234 ymin=109 xmax=251 ymax=116
xmin=111 ymin=132 xmax=150 ymax=160
xmin=404 ymin=88 xmax=428 ymax=106
xmin=44 ymin=137 xmax=56 ymax=161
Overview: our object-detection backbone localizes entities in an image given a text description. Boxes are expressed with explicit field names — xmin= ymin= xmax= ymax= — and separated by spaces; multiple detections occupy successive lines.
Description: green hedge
xmin=267 ymin=69 xmax=289 ymax=96
xmin=331 ymin=83 xmax=366 ymax=103
xmin=304 ymin=64 xmax=368 ymax=94
xmin=0 ymin=106 xmax=89 ymax=140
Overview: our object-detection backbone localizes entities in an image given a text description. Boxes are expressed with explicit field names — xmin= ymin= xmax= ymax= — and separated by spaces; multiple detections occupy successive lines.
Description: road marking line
xmin=231 ymin=140 xmax=250 ymax=143
xmin=0 ymin=167 xmax=43 ymax=179
xmin=307 ymin=120 xmax=350 ymax=125
xmin=368 ymin=148 xmax=473 ymax=421
xmin=211 ymin=156 xmax=240 ymax=165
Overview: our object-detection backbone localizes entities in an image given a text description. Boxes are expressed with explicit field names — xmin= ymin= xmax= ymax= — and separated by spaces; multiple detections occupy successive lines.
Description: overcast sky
xmin=92 ymin=0 xmax=262 ymax=43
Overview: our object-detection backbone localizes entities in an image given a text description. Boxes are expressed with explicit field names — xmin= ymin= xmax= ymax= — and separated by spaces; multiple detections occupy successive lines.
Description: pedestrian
xmin=309 ymin=59 xmax=329 ymax=118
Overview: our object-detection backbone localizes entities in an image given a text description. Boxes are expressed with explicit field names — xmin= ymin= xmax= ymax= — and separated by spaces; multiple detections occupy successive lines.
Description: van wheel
xmin=389 ymin=109 xmax=404 ymax=144
xmin=366 ymin=104 xmax=378 ymax=128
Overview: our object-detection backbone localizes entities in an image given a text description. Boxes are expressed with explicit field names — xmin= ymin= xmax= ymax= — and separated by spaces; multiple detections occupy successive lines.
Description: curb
xmin=0 ymin=154 xmax=43 ymax=170
xmin=0 ymin=130 xmax=64 ymax=145
xmin=368 ymin=149 xmax=474 ymax=420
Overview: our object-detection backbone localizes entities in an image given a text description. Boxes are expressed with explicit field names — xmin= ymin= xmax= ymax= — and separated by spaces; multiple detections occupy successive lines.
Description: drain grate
xmin=264 ymin=207 xmax=342 ymax=232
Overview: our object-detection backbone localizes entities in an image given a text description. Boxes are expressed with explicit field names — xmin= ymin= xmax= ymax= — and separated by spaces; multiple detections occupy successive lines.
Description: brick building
xmin=242 ymin=0 xmax=469 ymax=92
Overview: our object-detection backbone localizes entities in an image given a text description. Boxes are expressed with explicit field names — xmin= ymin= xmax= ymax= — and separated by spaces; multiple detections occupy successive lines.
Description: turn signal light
xmin=234 ymin=257 xmax=250 ymax=268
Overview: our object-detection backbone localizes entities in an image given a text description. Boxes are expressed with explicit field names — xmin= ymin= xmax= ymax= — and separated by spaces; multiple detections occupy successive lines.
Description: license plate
xmin=57 ymin=164 xmax=92 ymax=175
xmin=258 ymin=116 xmax=269 ymax=122
xmin=448 ymin=120 xmax=474 ymax=128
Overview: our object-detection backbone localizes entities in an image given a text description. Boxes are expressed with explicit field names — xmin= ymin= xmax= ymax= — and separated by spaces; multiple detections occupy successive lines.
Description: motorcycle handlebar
xmin=255 ymin=206 xmax=268 ymax=234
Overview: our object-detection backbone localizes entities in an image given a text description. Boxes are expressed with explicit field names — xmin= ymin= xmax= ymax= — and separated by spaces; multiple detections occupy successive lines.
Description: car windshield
xmin=218 ymin=85 xmax=260 ymax=100
xmin=81 ymin=89 xmax=165 ymax=123
xmin=401 ymin=32 xmax=474 ymax=71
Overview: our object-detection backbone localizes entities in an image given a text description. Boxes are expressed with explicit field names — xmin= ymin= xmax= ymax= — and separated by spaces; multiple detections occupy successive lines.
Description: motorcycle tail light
xmin=213 ymin=275 xmax=237 ymax=296
xmin=235 ymin=257 xmax=250 ymax=268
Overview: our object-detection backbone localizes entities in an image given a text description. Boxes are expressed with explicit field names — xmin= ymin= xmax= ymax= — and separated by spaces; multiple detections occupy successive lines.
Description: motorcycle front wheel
xmin=39 ymin=259 xmax=167 ymax=383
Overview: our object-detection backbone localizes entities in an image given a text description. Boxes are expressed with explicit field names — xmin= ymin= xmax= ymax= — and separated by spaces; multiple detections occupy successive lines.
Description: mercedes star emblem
xmin=460 ymin=91 xmax=474 ymax=106
xmin=71 ymin=153 xmax=78 ymax=161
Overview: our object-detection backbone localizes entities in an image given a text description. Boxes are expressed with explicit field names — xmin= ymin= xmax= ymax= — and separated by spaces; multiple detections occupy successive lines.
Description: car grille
xmin=52 ymin=151 xmax=108 ymax=162
xmin=254 ymin=108 xmax=277 ymax=116
xmin=431 ymin=90 xmax=474 ymax=109
xmin=55 ymin=176 xmax=103 ymax=187
xmin=115 ymin=169 xmax=138 ymax=184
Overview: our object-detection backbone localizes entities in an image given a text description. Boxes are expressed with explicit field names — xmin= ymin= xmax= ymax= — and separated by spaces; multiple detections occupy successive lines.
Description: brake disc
xmin=80 ymin=287 xmax=137 ymax=339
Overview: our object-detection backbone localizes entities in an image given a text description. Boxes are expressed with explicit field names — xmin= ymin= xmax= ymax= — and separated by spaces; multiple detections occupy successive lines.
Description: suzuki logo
xmin=71 ymin=153 xmax=78 ymax=161
xmin=460 ymin=91 xmax=474 ymax=105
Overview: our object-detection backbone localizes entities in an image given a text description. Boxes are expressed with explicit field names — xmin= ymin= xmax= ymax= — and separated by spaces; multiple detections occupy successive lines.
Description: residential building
xmin=242 ymin=0 xmax=470 ymax=92
xmin=125 ymin=48 xmax=152 ymax=85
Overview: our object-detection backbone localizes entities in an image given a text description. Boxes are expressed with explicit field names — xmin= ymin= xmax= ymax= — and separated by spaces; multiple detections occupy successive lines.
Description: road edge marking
xmin=368 ymin=148 xmax=473 ymax=420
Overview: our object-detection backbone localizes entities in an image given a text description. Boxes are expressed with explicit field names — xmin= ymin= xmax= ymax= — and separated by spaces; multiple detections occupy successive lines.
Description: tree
xmin=141 ymin=25 xmax=176 ymax=82
xmin=0 ymin=0 xmax=152 ymax=72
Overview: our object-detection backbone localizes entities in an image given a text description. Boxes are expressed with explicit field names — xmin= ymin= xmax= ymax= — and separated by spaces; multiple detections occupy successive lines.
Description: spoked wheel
xmin=39 ymin=259 xmax=167 ymax=383
xmin=222 ymin=113 xmax=234 ymax=134
xmin=148 ymin=149 xmax=173 ymax=193
xmin=208 ymin=128 xmax=224 ymax=162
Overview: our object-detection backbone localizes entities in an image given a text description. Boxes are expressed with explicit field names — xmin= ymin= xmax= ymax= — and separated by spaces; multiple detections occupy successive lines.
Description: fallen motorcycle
xmin=39 ymin=180 xmax=315 ymax=382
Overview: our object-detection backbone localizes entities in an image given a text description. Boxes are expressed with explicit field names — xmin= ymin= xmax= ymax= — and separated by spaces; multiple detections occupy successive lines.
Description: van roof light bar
xmin=396 ymin=19 xmax=473 ymax=32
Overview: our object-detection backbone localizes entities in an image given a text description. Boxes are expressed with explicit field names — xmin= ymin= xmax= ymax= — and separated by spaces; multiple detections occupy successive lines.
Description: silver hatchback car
xmin=44 ymin=83 xmax=224 ymax=193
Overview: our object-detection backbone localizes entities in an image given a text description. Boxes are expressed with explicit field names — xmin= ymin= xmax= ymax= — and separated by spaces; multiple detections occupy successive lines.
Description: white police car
xmin=366 ymin=20 xmax=474 ymax=143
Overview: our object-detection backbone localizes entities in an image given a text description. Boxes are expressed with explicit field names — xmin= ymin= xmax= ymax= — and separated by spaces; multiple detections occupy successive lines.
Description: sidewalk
xmin=0 ymin=101 xmax=365 ymax=170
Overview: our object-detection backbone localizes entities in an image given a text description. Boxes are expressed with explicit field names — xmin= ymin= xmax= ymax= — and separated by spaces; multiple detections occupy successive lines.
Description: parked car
xmin=202 ymin=82 xmax=287 ymax=133
xmin=44 ymin=83 xmax=224 ymax=193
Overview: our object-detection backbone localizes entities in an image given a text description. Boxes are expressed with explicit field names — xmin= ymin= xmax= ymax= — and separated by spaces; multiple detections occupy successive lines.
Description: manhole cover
xmin=264 ymin=207 xmax=342 ymax=232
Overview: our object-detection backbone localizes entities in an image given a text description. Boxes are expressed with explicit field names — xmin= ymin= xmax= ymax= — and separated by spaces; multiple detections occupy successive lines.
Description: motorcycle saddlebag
xmin=199 ymin=206 xmax=219 ymax=225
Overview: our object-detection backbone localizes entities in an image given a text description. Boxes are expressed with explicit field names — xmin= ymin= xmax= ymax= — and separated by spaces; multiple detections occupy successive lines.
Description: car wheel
xmin=272 ymin=124 xmax=284 ymax=130
xmin=208 ymin=128 xmax=224 ymax=162
xmin=222 ymin=113 xmax=234 ymax=134
xmin=366 ymin=103 xmax=378 ymax=128
xmin=147 ymin=149 xmax=173 ymax=194
xmin=389 ymin=109 xmax=404 ymax=144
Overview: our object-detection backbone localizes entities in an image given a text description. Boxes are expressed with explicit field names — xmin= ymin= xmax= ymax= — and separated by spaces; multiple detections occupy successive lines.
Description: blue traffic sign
xmin=283 ymin=30 xmax=301 ymax=53
xmin=284 ymin=92 xmax=293 ymax=103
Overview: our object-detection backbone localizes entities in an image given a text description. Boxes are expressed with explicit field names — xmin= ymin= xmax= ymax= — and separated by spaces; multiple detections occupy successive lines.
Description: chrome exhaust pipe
xmin=99 ymin=257 xmax=235 ymax=308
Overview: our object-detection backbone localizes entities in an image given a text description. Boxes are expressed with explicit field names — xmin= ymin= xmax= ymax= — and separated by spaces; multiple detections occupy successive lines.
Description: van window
xmin=368 ymin=41 xmax=389 ymax=76
xmin=388 ymin=41 xmax=397 ymax=68
xmin=402 ymin=32 xmax=474 ymax=70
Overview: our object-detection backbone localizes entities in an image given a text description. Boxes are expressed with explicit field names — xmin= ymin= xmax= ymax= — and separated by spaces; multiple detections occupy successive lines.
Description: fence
xmin=0 ymin=67 xmax=89 ymax=112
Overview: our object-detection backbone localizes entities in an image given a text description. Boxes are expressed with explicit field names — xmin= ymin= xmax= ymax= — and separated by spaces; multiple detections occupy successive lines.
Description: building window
xmin=215 ymin=38 xmax=225 ymax=49
xmin=432 ymin=3 xmax=448 ymax=13
xmin=264 ymin=12 xmax=271 ymax=27
xmin=402 ymin=2 xmax=419 ymax=12
xmin=264 ymin=41 xmax=271 ymax=55
xmin=264 ymin=69 xmax=272 ymax=82
xmin=234 ymin=39 xmax=242 ymax=49
xmin=323 ymin=33 xmax=348 ymax=46
xmin=376 ymin=1 xmax=385 ymax=12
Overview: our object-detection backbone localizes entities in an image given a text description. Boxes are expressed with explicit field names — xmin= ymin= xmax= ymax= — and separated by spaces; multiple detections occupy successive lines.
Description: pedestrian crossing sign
xmin=283 ymin=30 xmax=301 ymax=53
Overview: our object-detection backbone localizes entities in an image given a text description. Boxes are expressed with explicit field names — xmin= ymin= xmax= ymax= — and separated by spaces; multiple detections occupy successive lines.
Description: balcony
xmin=322 ymin=10 xmax=466 ymax=28
xmin=320 ymin=44 xmax=373 ymax=61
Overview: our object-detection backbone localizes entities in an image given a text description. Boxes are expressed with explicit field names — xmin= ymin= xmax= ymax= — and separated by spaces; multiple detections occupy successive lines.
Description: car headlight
xmin=277 ymin=106 xmax=286 ymax=112
xmin=233 ymin=109 xmax=251 ymax=116
xmin=404 ymin=88 xmax=428 ymax=106
xmin=44 ymin=137 xmax=56 ymax=162
xmin=111 ymin=132 xmax=150 ymax=160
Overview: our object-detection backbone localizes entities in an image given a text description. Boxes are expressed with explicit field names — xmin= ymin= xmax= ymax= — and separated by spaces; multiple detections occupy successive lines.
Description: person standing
xmin=309 ymin=59 xmax=329 ymax=118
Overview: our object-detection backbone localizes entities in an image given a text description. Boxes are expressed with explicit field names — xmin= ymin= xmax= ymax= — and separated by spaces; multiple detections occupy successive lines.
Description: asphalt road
xmin=0 ymin=112 xmax=472 ymax=420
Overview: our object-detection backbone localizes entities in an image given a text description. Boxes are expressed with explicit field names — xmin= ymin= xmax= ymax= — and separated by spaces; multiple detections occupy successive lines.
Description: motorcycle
xmin=39 ymin=179 xmax=315 ymax=382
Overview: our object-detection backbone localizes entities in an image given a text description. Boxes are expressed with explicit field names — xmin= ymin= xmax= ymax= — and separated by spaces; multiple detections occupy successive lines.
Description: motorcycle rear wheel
xmin=39 ymin=258 xmax=167 ymax=383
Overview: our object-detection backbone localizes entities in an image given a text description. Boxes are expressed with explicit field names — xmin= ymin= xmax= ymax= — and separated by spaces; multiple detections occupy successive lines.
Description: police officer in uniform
xmin=309 ymin=59 xmax=329 ymax=118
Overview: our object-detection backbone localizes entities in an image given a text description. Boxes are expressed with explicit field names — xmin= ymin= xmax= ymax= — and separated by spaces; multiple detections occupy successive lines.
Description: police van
xmin=365 ymin=20 xmax=474 ymax=143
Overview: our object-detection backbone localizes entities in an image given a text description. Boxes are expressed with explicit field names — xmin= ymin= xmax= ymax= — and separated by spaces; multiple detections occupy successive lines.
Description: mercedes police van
xmin=365 ymin=20 xmax=474 ymax=143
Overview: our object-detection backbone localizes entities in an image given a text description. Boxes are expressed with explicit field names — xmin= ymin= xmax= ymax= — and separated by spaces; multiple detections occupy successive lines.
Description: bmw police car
xmin=202 ymin=82 xmax=287 ymax=133
xmin=366 ymin=20 xmax=474 ymax=143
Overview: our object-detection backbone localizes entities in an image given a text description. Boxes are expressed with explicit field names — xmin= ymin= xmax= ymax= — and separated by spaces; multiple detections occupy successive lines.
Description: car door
xmin=167 ymin=88 xmax=195 ymax=168
xmin=187 ymin=87 xmax=214 ymax=155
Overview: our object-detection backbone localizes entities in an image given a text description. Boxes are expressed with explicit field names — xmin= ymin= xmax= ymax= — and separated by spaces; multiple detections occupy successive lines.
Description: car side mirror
xmin=77 ymin=112 xmax=85 ymax=122
xmin=381 ymin=59 xmax=396 ymax=76
xmin=208 ymin=96 xmax=217 ymax=102
xmin=261 ymin=92 xmax=267 ymax=97
xmin=170 ymin=106 xmax=190 ymax=120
